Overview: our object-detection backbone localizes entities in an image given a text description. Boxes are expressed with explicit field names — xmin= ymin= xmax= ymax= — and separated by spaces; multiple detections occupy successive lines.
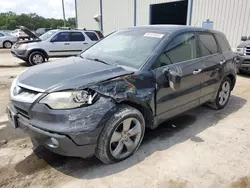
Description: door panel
xmin=198 ymin=33 xmax=224 ymax=103
xmin=153 ymin=32 xmax=202 ymax=124
xmin=47 ymin=32 xmax=72 ymax=57
xmin=200 ymin=54 xmax=222 ymax=103
xmin=69 ymin=32 xmax=90 ymax=55
xmin=155 ymin=59 xmax=202 ymax=121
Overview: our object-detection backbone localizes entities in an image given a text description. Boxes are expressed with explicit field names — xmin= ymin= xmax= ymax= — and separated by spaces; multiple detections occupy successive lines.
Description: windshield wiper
xmin=83 ymin=57 xmax=110 ymax=65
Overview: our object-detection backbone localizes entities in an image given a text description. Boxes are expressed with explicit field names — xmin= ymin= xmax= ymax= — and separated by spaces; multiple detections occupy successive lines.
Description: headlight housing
xmin=236 ymin=48 xmax=244 ymax=55
xmin=18 ymin=44 xmax=28 ymax=50
xmin=39 ymin=90 xmax=99 ymax=110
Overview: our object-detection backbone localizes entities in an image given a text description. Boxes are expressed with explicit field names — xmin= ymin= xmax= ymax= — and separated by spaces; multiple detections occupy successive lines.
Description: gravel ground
xmin=0 ymin=52 xmax=250 ymax=188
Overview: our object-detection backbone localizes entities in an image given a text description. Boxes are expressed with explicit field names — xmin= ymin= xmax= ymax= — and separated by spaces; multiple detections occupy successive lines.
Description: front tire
xmin=95 ymin=105 xmax=145 ymax=164
xmin=3 ymin=41 xmax=12 ymax=48
xmin=209 ymin=77 xmax=232 ymax=110
xmin=28 ymin=51 xmax=45 ymax=66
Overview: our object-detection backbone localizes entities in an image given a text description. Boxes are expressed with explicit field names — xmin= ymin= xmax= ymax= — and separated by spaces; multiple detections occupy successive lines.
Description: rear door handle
xmin=220 ymin=60 xmax=226 ymax=65
xmin=193 ymin=69 xmax=202 ymax=75
xmin=64 ymin=43 xmax=70 ymax=45
xmin=83 ymin=42 xmax=88 ymax=44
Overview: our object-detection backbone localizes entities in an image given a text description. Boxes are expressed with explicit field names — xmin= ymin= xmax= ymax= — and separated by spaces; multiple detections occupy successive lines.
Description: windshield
xmin=80 ymin=30 xmax=166 ymax=69
xmin=39 ymin=30 xmax=57 ymax=41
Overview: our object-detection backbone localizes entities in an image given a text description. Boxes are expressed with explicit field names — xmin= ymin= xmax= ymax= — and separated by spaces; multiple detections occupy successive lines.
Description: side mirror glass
xmin=241 ymin=36 xmax=247 ymax=41
xmin=163 ymin=68 xmax=181 ymax=91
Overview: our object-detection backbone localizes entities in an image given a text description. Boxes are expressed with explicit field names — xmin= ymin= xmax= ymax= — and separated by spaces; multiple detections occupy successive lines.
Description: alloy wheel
xmin=32 ymin=54 xmax=44 ymax=64
xmin=218 ymin=81 xmax=230 ymax=106
xmin=109 ymin=117 xmax=142 ymax=159
xmin=4 ymin=42 xmax=12 ymax=48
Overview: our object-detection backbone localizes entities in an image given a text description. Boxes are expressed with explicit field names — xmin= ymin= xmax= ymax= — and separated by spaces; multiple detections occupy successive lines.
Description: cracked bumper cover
xmin=8 ymin=97 xmax=117 ymax=158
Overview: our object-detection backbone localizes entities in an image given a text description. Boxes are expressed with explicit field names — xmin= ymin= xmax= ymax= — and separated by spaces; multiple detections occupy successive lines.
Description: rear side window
xmin=52 ymin=32 xmax=70 ymax=42
xmin=199 ymin=34 xmax=219 ymax=56
xmin=215 ymin=34 xmax=231 ymax=52
xmin=70 ymin=32 xmax=85 ymax=41
xmin=85 ymin=32 xmax=99 ymax=41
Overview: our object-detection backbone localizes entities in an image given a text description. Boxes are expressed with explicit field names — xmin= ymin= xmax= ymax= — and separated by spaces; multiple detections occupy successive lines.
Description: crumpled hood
xmin=18 ymin=56 xmax=133 ymax=92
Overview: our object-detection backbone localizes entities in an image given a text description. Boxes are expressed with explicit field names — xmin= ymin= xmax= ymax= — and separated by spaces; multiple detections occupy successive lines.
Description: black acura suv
xmin=7 ymin=25 xmax=237 ymax=164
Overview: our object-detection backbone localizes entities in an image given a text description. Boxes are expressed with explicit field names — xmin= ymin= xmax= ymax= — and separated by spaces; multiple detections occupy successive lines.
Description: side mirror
xmin=163 ymin=68 xmax=181 ymax=91
xmin=241 ymin=36 xmax=247 ymax=41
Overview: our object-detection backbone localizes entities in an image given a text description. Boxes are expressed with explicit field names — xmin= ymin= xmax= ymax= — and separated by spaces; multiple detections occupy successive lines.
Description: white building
xmin=75 ymin=0 xmax=250 ymax=48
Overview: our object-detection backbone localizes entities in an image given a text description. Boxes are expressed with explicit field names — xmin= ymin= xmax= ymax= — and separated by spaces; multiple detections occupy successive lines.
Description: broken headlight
xmin=39 ymin=90 xmax=98 ymax=109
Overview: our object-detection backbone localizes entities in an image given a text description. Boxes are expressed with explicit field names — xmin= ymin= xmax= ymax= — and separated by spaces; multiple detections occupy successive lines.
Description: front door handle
xmin=64 ymin=43 xmax=70 ymax=45
xmin=193 ymin=69 xmax=202 ymax=75
xmin=83 ymin=42 xmax=88 ymax=44
xmin=220 ymin=60 xmax=226 ymax=65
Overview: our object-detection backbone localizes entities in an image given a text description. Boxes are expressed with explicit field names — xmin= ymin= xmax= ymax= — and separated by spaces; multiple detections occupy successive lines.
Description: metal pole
xmin=62 ymin=0 xmax=66 ymax=26
xmin=100 ymin=0 xmax=103 ymax=32
xmin=188 ymin=0 xmax=194 ymax=26
xmin=74 ymin=0 xmax=78 ymax=28
xmin=134 ymin=0 xmax=137 ymax=26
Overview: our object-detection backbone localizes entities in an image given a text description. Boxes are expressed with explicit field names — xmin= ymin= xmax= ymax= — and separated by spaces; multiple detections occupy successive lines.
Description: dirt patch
xmin=159 ymin=179 xmax=188 ymax=188
xmin=230 ymin=176 xmax=250 ymax=188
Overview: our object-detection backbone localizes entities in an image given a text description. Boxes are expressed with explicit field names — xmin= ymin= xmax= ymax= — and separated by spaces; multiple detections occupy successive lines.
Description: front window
xmin=39 ymin=30 xmax=57 ymax=41
xmin=153 ymin=32 xmax=197 ymax=69
xmin=80 ymin=30 xmax=166 ymax=69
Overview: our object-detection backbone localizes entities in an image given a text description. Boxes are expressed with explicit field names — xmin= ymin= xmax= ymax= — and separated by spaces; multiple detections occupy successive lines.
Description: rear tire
xmin=95 ymin=105 xmax=145 ymax=164
xmin=3 ymin=41 xmax=12 ymax=48
xmin=28 ymin=51 xmax=45 ymax=66
xmin=209 ymin=77 xmax=232 ymax=110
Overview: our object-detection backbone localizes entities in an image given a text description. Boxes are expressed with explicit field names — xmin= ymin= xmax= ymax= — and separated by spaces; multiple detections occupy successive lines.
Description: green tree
xmin=0 ymin=12 xmax=76 ymax=30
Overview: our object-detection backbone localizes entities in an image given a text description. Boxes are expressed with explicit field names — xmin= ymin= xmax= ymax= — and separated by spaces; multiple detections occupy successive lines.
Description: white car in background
xmin=0 ymin=31 xmax=18 ymax=48
xmin=10 ymin=29 xmax=30 ymax=40
xmin=11 ymin=26 xmax=104 ymax=65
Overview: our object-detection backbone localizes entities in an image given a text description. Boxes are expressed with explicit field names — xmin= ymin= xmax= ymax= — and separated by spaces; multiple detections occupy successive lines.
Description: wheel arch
xmin=119 ymin=101 xmax=154 ymax=129
xmin=226 ymin=73 xmax=236 ymax=91
xmin=28 ymin=49 xmax=49 ymax=59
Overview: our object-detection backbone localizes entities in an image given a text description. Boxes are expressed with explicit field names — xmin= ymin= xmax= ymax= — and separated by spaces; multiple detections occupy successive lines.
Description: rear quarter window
xmin=215 ymin=34 xmax=231 ymax=52
xmin=85 ymin=32 xmax=99 ymax=41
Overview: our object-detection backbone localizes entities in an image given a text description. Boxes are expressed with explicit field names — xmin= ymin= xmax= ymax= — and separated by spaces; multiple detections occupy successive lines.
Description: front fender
xmin=90 ymin=72 xmax=156 ymax=117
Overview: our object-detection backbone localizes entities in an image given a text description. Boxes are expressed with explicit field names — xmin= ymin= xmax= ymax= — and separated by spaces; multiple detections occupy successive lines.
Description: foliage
xmin=0 ymin=12 xmax=76 ymax=30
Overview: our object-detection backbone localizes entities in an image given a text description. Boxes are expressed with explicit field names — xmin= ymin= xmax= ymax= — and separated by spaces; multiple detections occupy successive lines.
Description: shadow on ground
xmin=15 ymin=95 xmax=246 ymax=179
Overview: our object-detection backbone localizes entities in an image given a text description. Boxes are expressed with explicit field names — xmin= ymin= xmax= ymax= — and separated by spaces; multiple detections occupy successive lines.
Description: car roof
xmin=126 ymin=25 xmax=223 ymax=35
xmin=50 ymin=29 xmax=97 ymax=33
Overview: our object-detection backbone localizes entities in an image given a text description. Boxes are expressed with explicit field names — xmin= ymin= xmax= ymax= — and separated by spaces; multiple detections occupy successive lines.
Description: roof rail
xmin=57 ymin=27 xmax=72 ymax=30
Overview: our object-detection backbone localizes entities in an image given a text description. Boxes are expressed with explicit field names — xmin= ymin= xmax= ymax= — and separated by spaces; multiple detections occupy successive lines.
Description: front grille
xmin=15 ymin=106 xmax=30 ymax=119
xmin=245 ymin=46 xmax=250 ymax=55
xmin=12 ymin=85 xmax=41 ymax=104
xmin=17 ymin=87 xmax=39 ymax=98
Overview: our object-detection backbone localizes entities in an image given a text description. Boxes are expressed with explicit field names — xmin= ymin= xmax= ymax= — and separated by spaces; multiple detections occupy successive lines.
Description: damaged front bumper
xmin=7 ymin=97 xmax=117 ymax=158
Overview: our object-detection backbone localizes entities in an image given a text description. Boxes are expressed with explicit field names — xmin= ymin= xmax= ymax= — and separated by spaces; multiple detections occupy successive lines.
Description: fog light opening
xmin=47 ymin=137 xmax=59 ymax=148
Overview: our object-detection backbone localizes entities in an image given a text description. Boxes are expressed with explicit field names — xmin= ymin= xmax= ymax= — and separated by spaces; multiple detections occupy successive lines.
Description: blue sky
xmin=0 ymin=0 xmax=75 ymax=19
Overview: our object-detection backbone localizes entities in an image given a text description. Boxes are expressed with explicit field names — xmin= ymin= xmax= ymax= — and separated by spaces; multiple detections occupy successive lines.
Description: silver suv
xmin=11 ymin=26 xmax=103 ymax=65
